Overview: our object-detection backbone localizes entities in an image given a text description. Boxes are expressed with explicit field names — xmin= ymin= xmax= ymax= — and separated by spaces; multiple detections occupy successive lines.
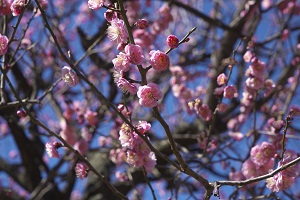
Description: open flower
xmin=88 ymin=0 xmax=105 ymax=10
xmin=149 ymin=50 xmax=170 ymax=71
xmin=75 ymin=162 xmax=89 ymax=179
xmin=137 ymin=83 xmax=163 ymax=108
xmin=62 ymin=66 xmax=79 ymax=87
xmin=45 ymin=141 xmax=63 ymax=158
xmin=0 ymin=34 xmax=8 ymax=56
xmin=10 ymin=0 xmax=25 ymax=16
xmin=107 ymin=18 xmax=128 ymax=45
xmin=125 ymin=44 xmax=144 ymax=65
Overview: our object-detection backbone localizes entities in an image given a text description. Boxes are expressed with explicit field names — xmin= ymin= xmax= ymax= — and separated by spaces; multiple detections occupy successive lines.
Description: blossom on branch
xmin=137 ymin=83 xmax=163 ymax=108
xmin=10 ymin=0 xmax=25 ymax=16
xmin=125 ymin=44 xmax=145 ymax=65
xmin=88 ymin=0 xmax=105 ymax=10
xmin=107 ymin=18 xmax=128 ymax=45
xmin=149 ymin=50 xmax=170 ymax=71
xmin=45 ymin=141 xmax=63 ymax=158
xmin=0 ymin=0 xmax=11 ymax=15
xmin=62 ymin=66 xmax=79 ymax=87
xmin=0 ymin=34 xmax=8 ymax=56
xmin=75 ymin=162 xmax=89 ymax=179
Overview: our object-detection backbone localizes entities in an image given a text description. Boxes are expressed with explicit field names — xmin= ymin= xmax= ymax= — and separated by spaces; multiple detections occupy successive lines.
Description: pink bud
xmin=17 ymin=110 xmax=27 ymax=118
xmin=166 ymin=35 xmax=179 ymax=48
xmin=136 ymin=19 xmax=148 ymax=29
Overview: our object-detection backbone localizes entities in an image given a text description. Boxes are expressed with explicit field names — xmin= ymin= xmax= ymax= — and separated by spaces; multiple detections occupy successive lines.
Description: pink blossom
xmin=196 ymin=104 xmax=211 ymax=121
xmin=149 ymin=50 xmax=170 ymax=71
xmin=112 ymin=52 xmax=130 ymax=72
xmin=136 ymin=121 xmax=151 ymax=134
xmin=214 ymin=86 xmax=224 ymax=96
xmin=0 ymin=34 xmax=9 ymax=56
xmin=115 ymin=171 xmax=128 ymax=182
xmin=143 ymin=152 xmax=157 ymax=173
xmin=126 ymin=150 xmax=143 ymax=167
xmin=217 ymin=103 xmax=228 ymax=112
xmin=125 ymin=44 xmax=145 ymax=65
xmin=88 ymin=0 xmax=105 ymax=10
xmin=229 ymin=171 xmax=245 ymax=181
xmin=109 ymin=148 xmax=126 ymax=165
xmin=136 ymin=19 xmax=148 ymax=29
xmin=249 ymin=60 xmax=266 ymax=76
xmin=107 ymin=18 xmax=128 ymax=45
xmin=98 ymin=136 xmax=112 ymax=147
xmin=10 ymin=0 xmax=25 ymax=16
xmin=62 ymin=66 xmax=79 ymax=87
xmin=75 ymin=162 xmax=89 ymax=179
xmin=243 ymin=50 xmax=254 ymax=62
xmin=216 ymin=73 xmax=228 ymax=86
xmin=84 ymin=109 xmax=98 ymax=126
xmin=60 ymin=120 xmax=78 ymax=145
xmin=0 ymin=0 xmax=11 ymax=15
xmin=74 ymin=139 xmax=88 ymax=156
xmin=228 ymin=132 xmax=244 ymax=141
xmin=261 ymin=0 xmax=273 ymax=9
xmin=119 ymin=123 xmax=132 ymax=148
xmin=224 ymin=85 xmax=238 ymax=99
xmin=245 ymin=76 xmax=264 ymax=90
xmin=116 ymin=77 xmax=138 ymax=95
xmin=137 ymin=83 xmax=163 ymax=108
xmin=250 ymin=142 xmax=275 ymax=166
xmin=132 ymin=134 xmax=151 ymax=156
xmin=264 ymin=79 xmax=275 ymax=96
xmin=266 ymin=172 xmax=295 ymax=192
xmin=166 ymin=35 xmax=179 ymax=48
xmin=16 ymin=109 xmax=27 ymax=118
xmin=271 ymin=119 xmax=285 ymax=130
xmin=242 ymin=158 xmax=259 ymax=179
xmin=45 ymin=141 xmax=63 ymax=158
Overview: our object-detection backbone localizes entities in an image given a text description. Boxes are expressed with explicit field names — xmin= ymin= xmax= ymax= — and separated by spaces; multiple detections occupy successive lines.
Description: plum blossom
xmin=217 ymin=73 xmax=228 ymax=86
xmin=112 ymin=52 xmax=130 ymax=72
xmin=143 ymin=152 xmax=157 ymax=173
xmin=149 ymin=50 xmax=170 ymax=71
xmin=223 ymin=85 xmax=238 ymax=99
xmin=74 ymin=139 xmax=88 ymax=156
xmin=0 ymin=34 xmax=9 ymax=56
xmin=0 ymin=0 xmax=11 ymax=15
xmin=107 ymin=18 xmax=128 ymax=45
xmin=166 ymin=35 xmax=179 ymax=48
xmin=75 ymin=162 xmax=89 ymax=179
xmin=88 ymin=0 xmax=105 ymax=10
xmin=250 ymin=142 xmax=275 ymax=166
xmin=116 ymin=77 xmax=138 ymax=95
xmin=125 ymin=44 xmax=144 ymax=65
xmin=84 ymin=109 xmax=98 ymax=126
xmin=60 ymin=120 xmax=78 ymax=145
xmin=136 ymin=121 xmax=151 ymax=134
xmin=137 ymin=83 xmax=163 ymax=108
xmin=136 ymin=19 xmax=148 ymax=29
xmin=45 ymin=141 xmax=63 ymax=158
xmin=62 ymin=66 xmax=79 ymax=87
xmin=243 ymin=50 xmax=254 ymax=62
xmin=10 ymin=0 xmax=25 ymax=16
xmin=196 ymin=104 xmax=211 ymax=121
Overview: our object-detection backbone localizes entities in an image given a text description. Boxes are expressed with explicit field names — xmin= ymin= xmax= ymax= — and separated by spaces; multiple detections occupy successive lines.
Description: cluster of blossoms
xmin=230 ymin=140 xmax=300 ymax=192
xmin=214 ymin=73 xmax=238 ymax=99
xmin=117 ymin=122 xmax=156 ymax=173
xmin=266 ymin=150 xmax=300 ymax=192
xmin=75 ymin=162 xmax=89 ymax=179
xmin=188 ymin=98 xmax=211 ymax=121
